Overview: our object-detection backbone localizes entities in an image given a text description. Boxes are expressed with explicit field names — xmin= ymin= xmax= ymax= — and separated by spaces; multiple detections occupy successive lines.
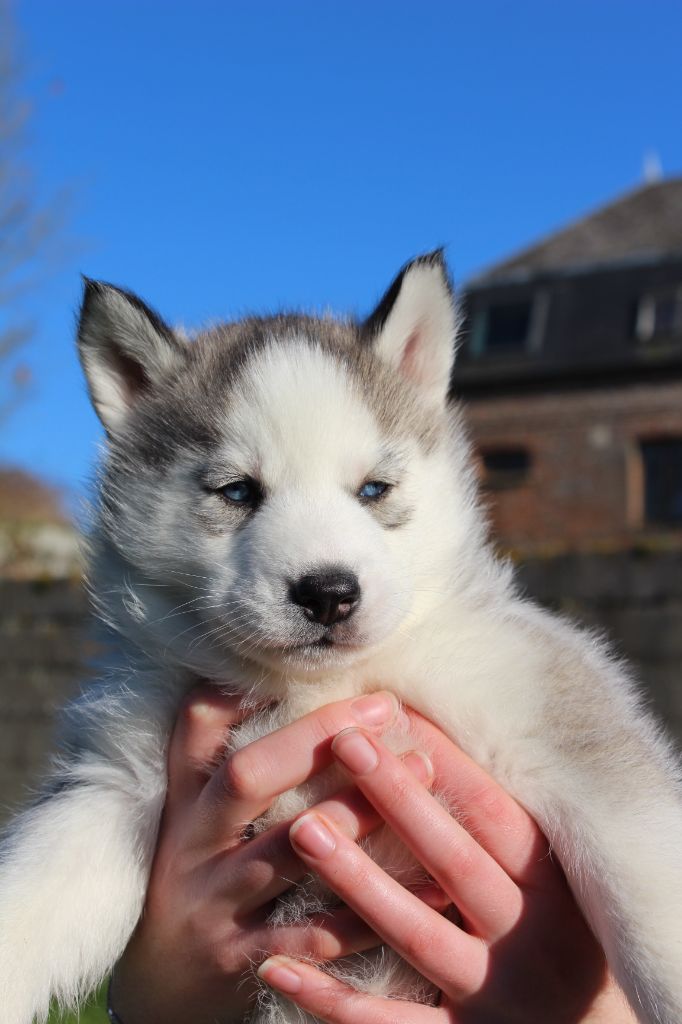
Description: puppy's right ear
xmin=77 ymin=279 xmax=186 ymax=435
xmin=362 ymin=251 xmax=458 ymax=409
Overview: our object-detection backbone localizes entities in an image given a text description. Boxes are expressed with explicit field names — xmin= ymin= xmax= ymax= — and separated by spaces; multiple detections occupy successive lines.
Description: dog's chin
xmin=281 ymin=637 xmax=368 ymax=671
xmin=243 ymin=630 xmax=377 ymax=676
xmin=197 ymin=608 xmax=404 ymax=679
xmin=225 ymin=618 xmax=378 ymax=675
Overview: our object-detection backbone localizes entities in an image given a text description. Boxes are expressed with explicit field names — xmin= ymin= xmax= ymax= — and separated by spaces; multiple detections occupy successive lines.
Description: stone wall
xmin=0 ymin=580 xmax=89 ymax=821
xmin=0 ymin=550 xmax=680 ymax=825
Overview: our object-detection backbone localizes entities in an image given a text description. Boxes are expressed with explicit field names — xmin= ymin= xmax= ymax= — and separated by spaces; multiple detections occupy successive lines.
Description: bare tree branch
xmin=0 ymin=0 xmax=71 ymax=423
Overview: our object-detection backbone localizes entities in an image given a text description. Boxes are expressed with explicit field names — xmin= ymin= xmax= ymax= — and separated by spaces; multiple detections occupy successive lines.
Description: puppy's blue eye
xmin=359 ymin=480 xmax=390 ymax=500
xmin=221 ymin=480 xmax=258 ymax=504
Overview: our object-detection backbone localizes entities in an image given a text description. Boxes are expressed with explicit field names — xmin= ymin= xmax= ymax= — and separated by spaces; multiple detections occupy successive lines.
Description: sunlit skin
xmin=111 ymin=689 xmax=637 ymax=1024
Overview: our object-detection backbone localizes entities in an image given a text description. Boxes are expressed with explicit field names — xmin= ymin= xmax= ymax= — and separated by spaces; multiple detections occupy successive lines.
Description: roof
xmin=0 ymin=468 xmax=68 ymax=524
xmin=470 ymin=177 xmax=682 ymax=286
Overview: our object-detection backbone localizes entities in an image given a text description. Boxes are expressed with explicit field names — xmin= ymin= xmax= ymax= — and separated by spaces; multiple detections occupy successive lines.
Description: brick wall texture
xmin=0 ymin=552 xmax=680 ymax=825
xmin=464 ymin=380 xmax=682 ymax=549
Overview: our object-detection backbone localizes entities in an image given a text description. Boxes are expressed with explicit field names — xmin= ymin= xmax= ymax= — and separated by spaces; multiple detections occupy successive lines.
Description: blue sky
xmin=3 ymin=0 xmax=682 ymax=501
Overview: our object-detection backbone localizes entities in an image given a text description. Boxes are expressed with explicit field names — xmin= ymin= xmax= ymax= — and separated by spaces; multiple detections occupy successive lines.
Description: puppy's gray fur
xmin=0 ymin=253 xmax=680 ymax=1023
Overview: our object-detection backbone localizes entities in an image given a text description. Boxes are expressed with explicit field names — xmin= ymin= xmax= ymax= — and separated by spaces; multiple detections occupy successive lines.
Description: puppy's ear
xmin=77 ymin=279 xmax=187 ymax=434
xmin=362 ymin=250 xmax=458 ymax=407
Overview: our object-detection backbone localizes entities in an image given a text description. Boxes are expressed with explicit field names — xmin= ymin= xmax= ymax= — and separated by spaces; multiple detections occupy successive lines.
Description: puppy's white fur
xmin=0 ymin=256 xmax=680 ymax=1023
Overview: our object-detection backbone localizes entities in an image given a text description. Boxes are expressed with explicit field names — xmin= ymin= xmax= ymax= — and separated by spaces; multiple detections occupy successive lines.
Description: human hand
xmin=109 ymin=688 xmax=436 ymax=1024
xmin=258 ymin=712 xmax=638 ymax=1023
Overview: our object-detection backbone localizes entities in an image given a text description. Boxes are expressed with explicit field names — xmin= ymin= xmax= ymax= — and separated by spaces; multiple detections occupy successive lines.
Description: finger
xmin=199 ymin=692 xmax=401 ymax=844
xmin=167 ymin=686 xmax=247 ymax=806
xmin=258 ymin=956 xmax=445 ymax=1024
xmin=289 ymin=811 xmax=488 ymax=997
xmin=227 ymin=751 xmax=433 ymax=913
xmin=405 ymin=710 xmax=551 ymax=886
xmin=332 ymin=727 xmax=523 ymax=941
xmin=254 ymin=883 xmax=450 ymax=964
xmin=253 ymin=906 xmax=380 ymax=963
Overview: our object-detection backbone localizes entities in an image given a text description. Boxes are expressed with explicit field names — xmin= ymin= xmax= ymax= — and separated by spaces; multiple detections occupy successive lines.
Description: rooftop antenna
xmin=643 ymin=149 xmax=663 ymax=184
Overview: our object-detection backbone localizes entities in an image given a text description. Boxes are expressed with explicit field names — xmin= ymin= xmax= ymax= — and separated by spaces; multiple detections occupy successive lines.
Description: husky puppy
xmin=0 ymin=253 xmax=680 ymax=1023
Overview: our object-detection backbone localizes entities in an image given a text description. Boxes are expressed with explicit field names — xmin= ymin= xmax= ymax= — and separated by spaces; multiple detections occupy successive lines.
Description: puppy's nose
xmin=290 ymin=571 xmax=361 ymax=627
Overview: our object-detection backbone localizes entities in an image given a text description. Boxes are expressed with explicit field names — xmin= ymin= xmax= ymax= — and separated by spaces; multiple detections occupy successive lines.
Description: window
xmin=635 ymin=289 xmax=682 ymax=342
xmin=641 ymin=439 xmax=682 ymax=525
xmin=486 ymin=302 xmax=532 ymax=350
xmin=470 ymin=292 xmax=549 ymax=357
xmin=480 ymin=447 xmax=531 ymax=490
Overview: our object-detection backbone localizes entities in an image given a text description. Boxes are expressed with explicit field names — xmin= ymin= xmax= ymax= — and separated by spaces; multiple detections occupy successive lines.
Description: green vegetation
xmin=47 ymin=986 xmax=107 ymax=1023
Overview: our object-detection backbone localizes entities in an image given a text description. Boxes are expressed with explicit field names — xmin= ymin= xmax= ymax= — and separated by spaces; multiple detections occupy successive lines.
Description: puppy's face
xmin=80 ymin=256 xmax=470 ymax=679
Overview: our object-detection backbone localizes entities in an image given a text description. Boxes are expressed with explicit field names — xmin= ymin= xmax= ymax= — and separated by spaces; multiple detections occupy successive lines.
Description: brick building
xmin=456 ymin=178 xmax=682 ymax=552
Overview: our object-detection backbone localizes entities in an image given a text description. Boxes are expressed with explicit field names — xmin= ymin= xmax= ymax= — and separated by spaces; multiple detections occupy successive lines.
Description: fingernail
xmin=350 ymin=691 xmax=398 ymax=727
xmin=186 ymin=700 xmax=213 ymax=720
xmin=290 ymin=813 xmax=336 ymax=859
xmin=332 ymin=728 xmax=379 ymax=775
xmin=258 ymin=955 xmax=302 ymax=994
xmin=401 ymin=750 xmax=434 ymax=782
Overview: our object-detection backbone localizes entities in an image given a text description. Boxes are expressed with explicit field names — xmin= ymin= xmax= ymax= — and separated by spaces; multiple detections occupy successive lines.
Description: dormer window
xmin=470 ymin=292 xmax=549 ymax=357
xmin=635 ymin=288 xmax=682 ymax=342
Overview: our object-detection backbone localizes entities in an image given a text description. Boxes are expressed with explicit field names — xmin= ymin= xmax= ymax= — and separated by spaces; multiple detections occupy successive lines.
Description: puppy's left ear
xmin=77 ymin=278 xmax=187 ymax=436
xmin=362 ymin=250 xmax=458 ymax=407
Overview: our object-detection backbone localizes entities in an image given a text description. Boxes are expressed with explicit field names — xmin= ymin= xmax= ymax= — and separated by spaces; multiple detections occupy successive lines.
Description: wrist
xmin=108 ymin=956 xmax=252 ymax=1024
xmin=582 ymin=975 xmax=639 ymax=1023
xmin=107 ymin=961 xmax=173 ymax=1024
xmin=106 ymin=974 xmax=124 ymax=1024
xmin=108 ymin=940 xmax=197 ymax=1024
xmin=106 ymin=975 xmax=125 ymax=1024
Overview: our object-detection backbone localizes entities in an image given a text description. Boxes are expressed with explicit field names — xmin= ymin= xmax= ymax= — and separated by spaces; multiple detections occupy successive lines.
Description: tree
xmin=0 ymin=0 xmax=69 ymax=423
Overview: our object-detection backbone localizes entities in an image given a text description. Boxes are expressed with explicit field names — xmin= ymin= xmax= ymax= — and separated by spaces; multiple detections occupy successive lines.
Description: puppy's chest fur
xmin=227 ymin=695 xmax=443 ymax=1017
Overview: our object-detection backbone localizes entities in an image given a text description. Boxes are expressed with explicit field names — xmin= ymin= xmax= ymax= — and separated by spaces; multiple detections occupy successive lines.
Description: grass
xmin=47 ymin=986 xmax=108 ymax=1023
